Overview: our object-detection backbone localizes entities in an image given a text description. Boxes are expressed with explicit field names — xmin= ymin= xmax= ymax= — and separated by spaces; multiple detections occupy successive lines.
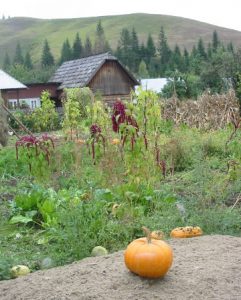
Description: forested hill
xmin=1 ymin=13 xmax=241 ymax=65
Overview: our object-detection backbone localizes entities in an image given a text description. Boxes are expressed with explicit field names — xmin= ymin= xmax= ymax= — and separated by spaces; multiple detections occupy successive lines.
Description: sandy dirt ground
xmin=1 ymin=235 xmax=241 ymax=300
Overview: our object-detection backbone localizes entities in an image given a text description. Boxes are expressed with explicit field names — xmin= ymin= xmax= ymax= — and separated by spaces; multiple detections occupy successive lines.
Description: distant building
xmin=136 ymin=78 xmax=168 ymax=94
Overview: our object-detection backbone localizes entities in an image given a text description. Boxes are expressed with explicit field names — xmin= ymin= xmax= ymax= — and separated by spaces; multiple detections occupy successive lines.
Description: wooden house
xmin=49 ymin=52 xmax=139 ymax=106
xmin=3 ymin=82 xmax=61 ymax=109
xmin=0 ymin=69 xmax=61 ymax=109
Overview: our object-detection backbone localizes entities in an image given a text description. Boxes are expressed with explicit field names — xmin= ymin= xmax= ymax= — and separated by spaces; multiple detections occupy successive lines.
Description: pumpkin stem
xmin=142 ymin=226 xmax=152 ymax=243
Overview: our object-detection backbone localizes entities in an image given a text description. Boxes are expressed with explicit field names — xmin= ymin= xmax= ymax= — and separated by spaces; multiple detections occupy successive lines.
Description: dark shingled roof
xmin=49 ymin=52 xmax=139 ymax=89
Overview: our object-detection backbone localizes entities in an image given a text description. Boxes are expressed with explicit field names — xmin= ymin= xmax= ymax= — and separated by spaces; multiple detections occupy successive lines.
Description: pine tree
xmin=41 ymin=39 xmax=55 ymax=67
xmin=94 ymin=20 xmax=108 ymax=54
xmin=207 ymin=43 xmax=213 ymax=59
xmin=191 ymin=45 xmax=198 ymax=57
xmin=59 ymin=39 xmax=72 ymax=64
xmin=212 ymin=30 xmax=220 ymax=52
xmin=183 ymin=48 xmax=190 ymax=72
xmin=139 ymin=43 xmax=147 ymax=62
xmin=130 ymin=27 xmax=140 ymax=72
xmin=3 ymin=53 xmax=11 ymax=70
xmin=24 ymin=51 xmax=33 ymax=69
xmin=84 ymin=36 xmax=93 ymax=57
xmin=171 ymin=44 xmax=183 ymax=71
xmin=227 ymin=42 xmax=234 ymax=54
xmin=158 ymin=27 xmax=172 ymax=75
xmin=13 ymin=42 xmax=24 ymax=65
xmin=146 ymin=34 xmax=156 ymax=65
xmin=138 ymin=60 xmax=149 ymax=79
xmin=72 ymin=33 xmax=83 ymax=59
xmin=197 ymin=38 xmax=207 ymax=59
xmin=116 ymin=28 xmax=132 ymax=67
xmin=148 ymin=57 xmax=161 ymax=77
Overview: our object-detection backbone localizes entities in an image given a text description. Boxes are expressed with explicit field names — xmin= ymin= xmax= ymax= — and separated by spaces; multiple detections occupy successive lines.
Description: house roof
xmin=0 ymin=69 xmax=27 ymax=90
xmin=49 ymin=52 xmax=139 ymax=90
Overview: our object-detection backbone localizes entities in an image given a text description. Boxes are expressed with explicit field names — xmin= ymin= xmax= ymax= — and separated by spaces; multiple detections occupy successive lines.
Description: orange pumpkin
xmin=124 ymin=227 xmax=173 ymax=278
xmin=170 ymin=226 xmax=203 ymax=238
xmin=111 ymin=138 xmax=121 ymax=145
xmin=151 ymin=230 xmax=165 ymax=240
xmin=76 ymin=139 xmax=85 ymax=145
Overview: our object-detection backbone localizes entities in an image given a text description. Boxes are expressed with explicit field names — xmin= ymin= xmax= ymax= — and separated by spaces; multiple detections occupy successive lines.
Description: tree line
xmin=2 ymin=20 xmax=241 ymax=99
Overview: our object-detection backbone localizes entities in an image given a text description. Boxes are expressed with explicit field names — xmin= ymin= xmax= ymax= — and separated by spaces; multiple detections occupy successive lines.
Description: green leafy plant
xmin=31 ymin=91 xmax=59 ymax=132
xmin=0 ymin=258 xmax=12 ymax=280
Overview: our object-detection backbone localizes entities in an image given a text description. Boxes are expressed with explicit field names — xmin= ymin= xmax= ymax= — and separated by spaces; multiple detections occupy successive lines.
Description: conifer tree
xmin=24 ymin=51 xmax=33 ymax=69
xmin=94 ymin=20 xmax=108 ymax=54
xmin=59 ymin=39 xmax=72 ymax=64
xmin=207 ymin=43 xmax=213 ymax=59
xmin=84 ymin=36 xmax=93 ymax=57
xmin=212 ymin=30 xmax=220 ymax=52
xmin=139 ymin=43 xmax=147 ymax=63
xmin=72 ymin=33 xmax=83 ymax=59
xmin=41 ymin=39 xmax=55 ymax=67
xmin=183 ymin=48 xmax=190 ymax=72
xmin=3 ymin=53 xmax=11 ymax=70
xmin=130 ymin=27 xmax=140 ymax=72
xmin=138 ymin=60 xmax=149 ymax=79
xmin=227 ymin=42 xmax=234 ymax=54
xmin=197 ymin=38 xmax=207 ymax=59
xmin=146 ymin=34 xmax=156 ymax=65
xmin=116 ymin=28 xmax=132 ymax=67
xmin=158 ymin=27 xmax=171 ymax=75
xmin=13 ymin=42 xmax=24 ymax=65
xmin=171 ymin=44 xmax=183 ymax=71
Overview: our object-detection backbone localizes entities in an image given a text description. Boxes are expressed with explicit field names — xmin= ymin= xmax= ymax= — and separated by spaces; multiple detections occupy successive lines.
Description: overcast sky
xmin=1 ymin=0 xmax=241 ymax=32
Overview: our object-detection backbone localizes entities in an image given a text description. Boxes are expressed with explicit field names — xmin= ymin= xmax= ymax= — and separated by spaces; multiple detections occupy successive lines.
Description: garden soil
xmin=1 ymin=235 xmax=241 ymax=300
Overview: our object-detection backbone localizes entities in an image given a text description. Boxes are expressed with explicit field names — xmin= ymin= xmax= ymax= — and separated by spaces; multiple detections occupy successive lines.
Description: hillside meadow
xmin=1 ymin=13 xmax=241 ymax=65
xmin=0 ymin=88 xmax=241 ymax=283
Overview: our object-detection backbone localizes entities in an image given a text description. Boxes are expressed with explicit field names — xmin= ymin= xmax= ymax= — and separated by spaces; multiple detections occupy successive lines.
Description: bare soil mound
xmin=1 ymin=235 xmax=241 ymax=300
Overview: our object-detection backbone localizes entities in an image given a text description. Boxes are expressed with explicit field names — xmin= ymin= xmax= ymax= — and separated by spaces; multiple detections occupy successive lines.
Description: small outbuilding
xmin=49 ymin=52 xmax=139 ymax=106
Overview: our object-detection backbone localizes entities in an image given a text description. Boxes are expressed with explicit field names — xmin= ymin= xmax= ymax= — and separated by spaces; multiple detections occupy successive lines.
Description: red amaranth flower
xmin=111 ymin=100 xmax=126 ymax=133
xmin=88 ymin=124 xmax=105 ymax=162
xmin=90 ymin=124 xmax=102 ymax=137
xmin=15 ymin=134 xmax=55 ymax=171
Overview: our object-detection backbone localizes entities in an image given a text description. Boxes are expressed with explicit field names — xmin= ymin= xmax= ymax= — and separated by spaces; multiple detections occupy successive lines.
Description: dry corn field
xmin=162 ymin=90 xmax=240 ymax=129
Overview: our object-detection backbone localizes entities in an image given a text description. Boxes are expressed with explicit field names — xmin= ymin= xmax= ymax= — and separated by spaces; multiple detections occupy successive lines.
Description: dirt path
xmin=1 ymin=235 xmax=241 ymax=300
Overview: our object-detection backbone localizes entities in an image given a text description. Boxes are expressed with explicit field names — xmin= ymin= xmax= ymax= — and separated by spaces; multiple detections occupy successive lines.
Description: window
xmin=8 ymin=100 xmax=17 ymax=109
xmin=31 ymin=100 xmax=37 ymax=109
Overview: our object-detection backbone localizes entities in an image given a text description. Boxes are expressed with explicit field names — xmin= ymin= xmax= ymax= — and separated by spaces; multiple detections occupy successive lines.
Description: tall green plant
xmin=62 ymin=87 xmax=93 ymax=138
xmin=32 ymin=91 xmax=58 ymax=132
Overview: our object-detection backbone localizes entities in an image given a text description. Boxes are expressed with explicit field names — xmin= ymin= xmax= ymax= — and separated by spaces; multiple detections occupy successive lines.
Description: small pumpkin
xmin=76 ymin=139 xmax=85 ymax=145
xmin=124 ymin=227 xmax=173 ymax=279
xmin=150 ymin=230 xmax=165 ymax=240
xmin=111 ymin=138 xmax=121 ymax=145
xmin=11 ymin=265 xmax=30 ymax=278
xmin=91 ymin=246 xmax=108 ymax=256
xmin=170 ymin=226 xmax=203 ymax=238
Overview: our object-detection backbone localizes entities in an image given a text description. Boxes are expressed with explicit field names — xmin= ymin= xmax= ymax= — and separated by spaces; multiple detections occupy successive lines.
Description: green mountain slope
xmin=0 ymin=13 xmax=241 ymax=65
